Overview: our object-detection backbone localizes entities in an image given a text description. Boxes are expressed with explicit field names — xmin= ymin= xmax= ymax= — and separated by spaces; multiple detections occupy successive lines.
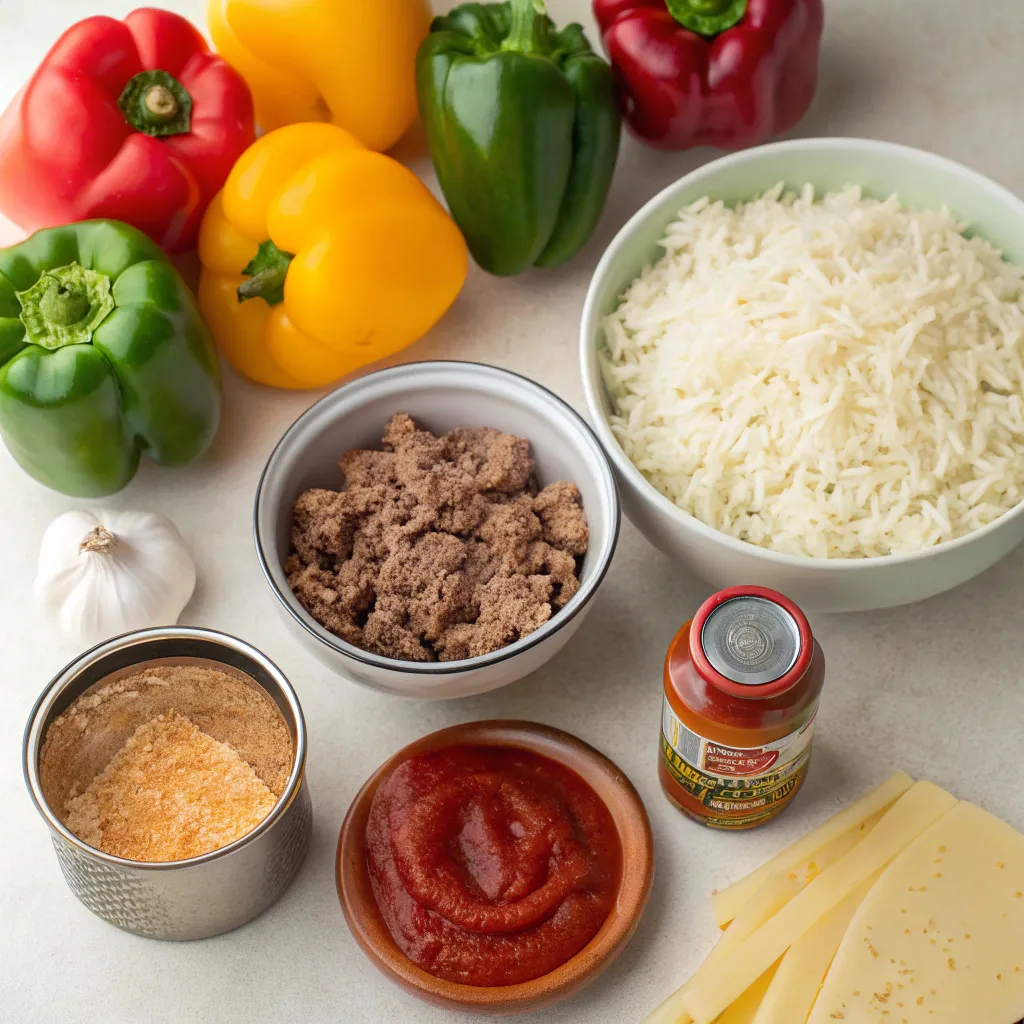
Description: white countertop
xmin=2 ymin=1 xmax=1023 ymax=1021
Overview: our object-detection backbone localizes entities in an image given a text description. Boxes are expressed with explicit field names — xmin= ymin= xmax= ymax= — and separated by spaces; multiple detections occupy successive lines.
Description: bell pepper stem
xmin=665 ymin=0 xmax=748 ymax=36
xmin=503 ymin=0 xmax=550 ymax=54
xmin=237 ymin=240 xmax=295 ymax=306
xmin=145 ymin=85 xmax=178 ymax=119
xmin=17 ymin=263 xmax=115 ymax=350
xmin=118 ymin=70 xmax=193 ymax=137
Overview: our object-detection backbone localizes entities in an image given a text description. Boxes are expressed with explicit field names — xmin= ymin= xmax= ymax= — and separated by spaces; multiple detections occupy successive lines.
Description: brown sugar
xmin=40 ymin=663 xmax=293 ymax=863
xmin=286 ymin=413 xmax=590 ymax=662
xmin=65 ymin=711 xmax=278 ymax=862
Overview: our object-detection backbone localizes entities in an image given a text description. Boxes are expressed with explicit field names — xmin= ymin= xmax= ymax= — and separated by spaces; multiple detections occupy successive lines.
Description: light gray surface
xmin=1 ymin=1 xmax=1022 ymax=1022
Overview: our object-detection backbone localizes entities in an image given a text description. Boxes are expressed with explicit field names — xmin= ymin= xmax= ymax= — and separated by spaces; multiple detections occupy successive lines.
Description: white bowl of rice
xmin=580 ymin=138 xmax=1024 ymax=612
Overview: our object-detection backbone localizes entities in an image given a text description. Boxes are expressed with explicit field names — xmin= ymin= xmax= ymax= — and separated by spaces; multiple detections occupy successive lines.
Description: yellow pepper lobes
xmin=197 ymin=123 xmax=468 ymax=389
xmin=208 ymin=0 xmax=430 ymax=151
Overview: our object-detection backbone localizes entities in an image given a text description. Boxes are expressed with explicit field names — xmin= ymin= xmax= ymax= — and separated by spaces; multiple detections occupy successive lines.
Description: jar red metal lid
xmin=688 ymin=586 xmax=813 ymax=700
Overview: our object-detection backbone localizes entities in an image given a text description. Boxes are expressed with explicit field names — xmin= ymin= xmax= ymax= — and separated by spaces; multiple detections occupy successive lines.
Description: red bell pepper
xmin=593 ymin=0 xmax=823 ymax=151
xmin=0 ymin=8 xmax=254 ymax=253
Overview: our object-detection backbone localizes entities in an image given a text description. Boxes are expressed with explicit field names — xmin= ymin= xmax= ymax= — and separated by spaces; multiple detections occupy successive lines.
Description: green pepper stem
xmin=238 ymin=240 xmax=294 ymax=307
xmin=503 ymin=0 xmax=549 ymax=54
xmin=665 ymin=0 xmax=748 ymax=36
xmin=118 ymin=70 xmax=193 ymax=137
xmin=40 ymin=283 xmax=90 ymax=327
xmin=17 ymin=263 xmax=115 ymax=350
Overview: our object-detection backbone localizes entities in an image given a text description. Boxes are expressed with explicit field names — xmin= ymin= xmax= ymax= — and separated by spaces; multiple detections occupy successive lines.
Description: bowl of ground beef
xmin=254 ymin=361 xmax=620 ymax=699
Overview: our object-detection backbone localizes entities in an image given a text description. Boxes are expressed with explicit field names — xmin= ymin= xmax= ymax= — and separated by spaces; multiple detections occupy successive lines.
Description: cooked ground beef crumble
xmin=286 ymin=413 xmax=589 ymax=662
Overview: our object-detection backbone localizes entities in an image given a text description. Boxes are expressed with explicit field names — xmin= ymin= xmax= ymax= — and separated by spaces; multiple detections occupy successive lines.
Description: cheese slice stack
xmin=646 ymin=773 xmax=1024 ymax=1024
xmin=807 ymin=800 xmax=1024 ymax=1023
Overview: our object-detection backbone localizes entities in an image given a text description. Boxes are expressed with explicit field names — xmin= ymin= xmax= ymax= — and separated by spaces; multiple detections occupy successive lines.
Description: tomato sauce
xmin=659 ymin=586 xmax=826 ymax=830
xmin=365 ymin=745 xmax=621 ymax=987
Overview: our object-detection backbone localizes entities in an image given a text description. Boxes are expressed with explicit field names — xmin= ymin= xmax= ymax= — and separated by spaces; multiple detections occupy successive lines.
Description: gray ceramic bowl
xmin=581 ymin=138 xmax=1024 ymax=612
xmin=254 ymin=361 xmax=619 ymax=699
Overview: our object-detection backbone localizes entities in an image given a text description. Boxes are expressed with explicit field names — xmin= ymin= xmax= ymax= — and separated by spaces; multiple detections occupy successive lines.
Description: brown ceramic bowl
xmin=337 ymin=720 xmax=654 ymax=1016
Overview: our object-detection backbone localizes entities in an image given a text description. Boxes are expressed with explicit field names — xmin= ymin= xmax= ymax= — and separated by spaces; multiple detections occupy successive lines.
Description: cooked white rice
xmin=601 ymin=184 xmax=1024 ymax=558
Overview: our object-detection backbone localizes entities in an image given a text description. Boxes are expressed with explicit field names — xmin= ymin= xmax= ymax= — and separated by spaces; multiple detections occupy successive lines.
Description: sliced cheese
xmin=713 ymin=772 xmax=914 ymax=927
xmin=716 ymin=964 xmax=779 ymax=1024
xmin=807 ymin=801 xmax=1024 ymax=1024
xmin=704 ymin=874 xmax=802 ymax=965
xmin=681 ymin=781 xmax=957 ymax=1024
xmin=781 ymin=807 xmax=887 ymax=888
xmin=718 ymin=818 xmax=889 ymax=1024
xmin=752 ymin=875 xmax=880 ymax=1024
xmin=646 ymin=803 xmax=888 ymax=1024
xmin=646 ymin=874 xmax=802 ymax=1024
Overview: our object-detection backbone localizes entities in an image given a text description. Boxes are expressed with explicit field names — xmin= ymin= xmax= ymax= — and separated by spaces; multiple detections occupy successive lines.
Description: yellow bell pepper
xmin=197 ymin=123 xmax=467 ymax=389
xmin=208 ymin=0 xmax=430 ymax=151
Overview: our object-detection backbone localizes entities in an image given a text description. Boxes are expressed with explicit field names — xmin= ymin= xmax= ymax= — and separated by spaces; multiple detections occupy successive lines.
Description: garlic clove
xmin=36 ymin=509 xmax=197 ymax=648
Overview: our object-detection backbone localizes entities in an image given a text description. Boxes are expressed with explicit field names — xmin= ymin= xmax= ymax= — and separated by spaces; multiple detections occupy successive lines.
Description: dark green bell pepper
xmin=0 ymin=220 xmax=221 ymax=497
xmin=417 ymin=0 xmax=621 ymax=276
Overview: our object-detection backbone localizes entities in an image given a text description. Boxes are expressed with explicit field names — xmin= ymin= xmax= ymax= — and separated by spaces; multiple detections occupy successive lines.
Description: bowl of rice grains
xmin=23 ymin=627 xmax=311 ymax=940
xmin=581 ymin=137 xmax=1024 ymax=612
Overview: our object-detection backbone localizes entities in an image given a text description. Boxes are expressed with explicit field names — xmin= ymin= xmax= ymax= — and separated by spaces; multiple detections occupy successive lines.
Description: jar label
xmin=660 ymin=697 xmax=818 ymax=829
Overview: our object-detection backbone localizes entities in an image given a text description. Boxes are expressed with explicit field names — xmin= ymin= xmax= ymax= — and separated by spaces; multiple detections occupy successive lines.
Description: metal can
xmin=23 ymin=627 xmax=312 ymax=940
xmin=658 ymin=586 xmax=825 ymax=831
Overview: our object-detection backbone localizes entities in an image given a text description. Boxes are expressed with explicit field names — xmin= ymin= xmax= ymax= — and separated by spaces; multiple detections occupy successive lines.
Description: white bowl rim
xmin=254 ymin=360 xmax=620 ymax=674
xmin=580 ymin=136 xmax=1024 ymax=570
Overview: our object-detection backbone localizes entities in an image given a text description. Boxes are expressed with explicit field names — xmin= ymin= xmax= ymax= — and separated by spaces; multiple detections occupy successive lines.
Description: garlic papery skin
xmin=35 ymin=509 xmax=197 ymax=648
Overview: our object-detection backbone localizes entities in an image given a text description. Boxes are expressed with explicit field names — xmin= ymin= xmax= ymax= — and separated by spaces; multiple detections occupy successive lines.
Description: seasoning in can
xmin=658 ymin=585 xmax=825 ymax=830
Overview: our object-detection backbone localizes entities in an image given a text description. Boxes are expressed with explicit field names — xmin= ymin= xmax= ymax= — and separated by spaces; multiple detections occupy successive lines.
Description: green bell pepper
xmin=0 ymin=220 xmax=221 ymax=497
xmin=417 ymin=0 xmax=621 ymax=276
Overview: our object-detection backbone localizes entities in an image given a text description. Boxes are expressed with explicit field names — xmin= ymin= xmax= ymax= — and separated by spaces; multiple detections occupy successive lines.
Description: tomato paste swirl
xmin=366 ymin=745 xmax=621 ymax=986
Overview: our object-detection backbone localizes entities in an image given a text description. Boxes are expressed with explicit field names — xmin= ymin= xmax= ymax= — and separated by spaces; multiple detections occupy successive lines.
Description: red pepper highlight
xmin=593 ymin=0 xmax=824 ymax=151
xmin=0 ymin=8 xmax=254 ymax=252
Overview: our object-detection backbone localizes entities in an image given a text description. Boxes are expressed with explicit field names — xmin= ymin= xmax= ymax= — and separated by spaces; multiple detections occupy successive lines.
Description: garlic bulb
xmin=36 ymin=509 xmax=197 ymax=647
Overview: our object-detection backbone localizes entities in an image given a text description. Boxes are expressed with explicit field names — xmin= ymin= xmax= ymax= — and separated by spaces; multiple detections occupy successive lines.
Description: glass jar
xmin=659 ymin=585 xmax=826 ymax=831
